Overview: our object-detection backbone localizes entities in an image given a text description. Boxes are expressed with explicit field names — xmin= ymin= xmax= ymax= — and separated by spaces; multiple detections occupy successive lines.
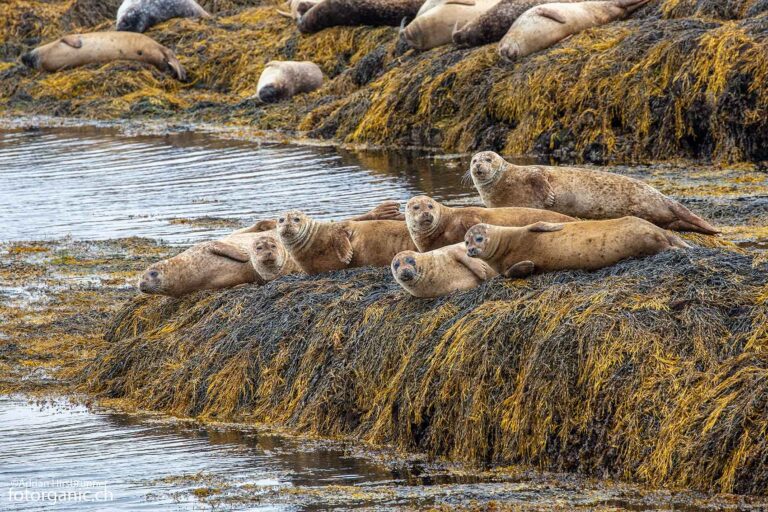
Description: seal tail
xmin=276 ymin=8 xmax=294 ymax=18
xmin=666 ymin=199 xmax=720 ymax=235
xmin=164 ymin=53 xmax=187 ymax=82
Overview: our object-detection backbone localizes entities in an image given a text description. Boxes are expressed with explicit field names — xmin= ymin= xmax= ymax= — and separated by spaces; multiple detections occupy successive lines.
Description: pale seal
xmin=392 ymin=243 xmax=497 ymax=297
xmin=402 ymin=0 xmax=501 ymax=50
xmin=21 ymin=32 xmax=186 ymax=81
xmin=464 ymin=217 xmax=690 ymax=278
xmin=257 ymin=61 xmax=323 ymax=103
xmin=469 ymin=151 xmax=719 ymax=234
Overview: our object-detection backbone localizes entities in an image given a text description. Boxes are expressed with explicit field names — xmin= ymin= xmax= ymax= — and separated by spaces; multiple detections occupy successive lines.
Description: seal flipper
xmin=208 ymin=241 xmax=250 ymax=263
xmin=453 ymin=247 xmax=493 ymax=280
xmin=445 ymin=0 xmax=476 ymax=5
xmin=525 ymin=169 xmax=556 ymax=208
xmin=355 ymin=201 xmax=403 ymax=221
xmin=60 ymin=35 xmax=83 ymax=49
xmin=665 ymin=199 xmax=719 ymax=235
xmin=234 ymin=220 xmax=277 ymax=234
xmin=528 ymin=222 xmax=564 ymax=233
xmin=331 ymin=226 xmax=354 ymax=265
xmin=535 ymin=6 xmax=567 ymax=24
xmin=504 ymin=261 xmax=535 ymax=279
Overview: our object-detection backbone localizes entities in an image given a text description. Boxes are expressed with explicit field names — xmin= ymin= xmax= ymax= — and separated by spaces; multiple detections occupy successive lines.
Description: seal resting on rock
xmin=402 ymin=0 xmax=501 ymax=50
xmin=405 ymin=195 xmax=575 ymax=252
xmin=257 ymin=61 xmax=323 ymax=103
xmin=20 ymin=32 xmax=186 ymax=80
xmin=452 ymin=0 xmax=580 ymax=47
xmin=469 ymin=151 xmax=719 ymax=234
xmin=116 ymin=0 xmax=211 ymax=33
xmin=464 ymin=217 xmax=690 ymax=278
xmin=498 ymin=0 xmax=650 ymax=61
xmin=278 ymin=211 xmax=417 ymax=274
xmin=139 ymin=202 xmax=404 ymax=296
xmin=392 ymin=243 xmax=497 ymax=297
xmin=298 ymin=0 xmax=424 ymax=33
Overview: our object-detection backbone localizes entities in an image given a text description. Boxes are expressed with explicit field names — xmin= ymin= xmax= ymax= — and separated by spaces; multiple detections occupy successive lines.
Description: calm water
xmin=0 ymin=127 xmax=475 ymax=244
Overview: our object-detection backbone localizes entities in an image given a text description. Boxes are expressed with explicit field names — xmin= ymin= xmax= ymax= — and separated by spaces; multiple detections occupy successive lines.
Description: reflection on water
xmin=0 ymin=127 xmax=478 ymax=244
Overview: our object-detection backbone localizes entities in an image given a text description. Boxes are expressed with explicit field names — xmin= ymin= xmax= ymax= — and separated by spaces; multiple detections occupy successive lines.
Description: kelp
xmin=3 ymin=0 xmax=768 ymax=162
xmin=85 ymin=243 xmax=768 ymax=495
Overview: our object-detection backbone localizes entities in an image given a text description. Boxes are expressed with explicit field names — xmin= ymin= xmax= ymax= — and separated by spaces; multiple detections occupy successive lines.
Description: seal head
xmin=470 ymin=151 xmax=505 ymax=187
xmin=251 ymin=235 xmax=286 ymax=281
xmin=464 ymin=223 xmax=493 ymax=258
xmin=391 ymin=251 xmax=420 ymax=283
xmin=405 ymin=195 xmax=442 ymax=236
xmin=138 ymin=263 xmax=169 ymax=295
xmin=277 ymin=210 xmax=314 ymax=249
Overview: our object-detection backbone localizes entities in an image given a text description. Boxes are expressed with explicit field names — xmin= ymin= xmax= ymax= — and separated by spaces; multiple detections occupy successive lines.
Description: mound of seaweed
xmin=3 ymin=0 xmax=768 ymax=162
xmin=85 ymin=246 xmax=768 ymax=495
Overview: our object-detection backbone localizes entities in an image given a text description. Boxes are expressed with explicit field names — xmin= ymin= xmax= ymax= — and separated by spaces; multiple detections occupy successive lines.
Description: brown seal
xmin=278 ymin=211 xmax=417 ymax=274
xmin=498 ymin=0 xmax=650 ymax=61
xmin=392 ymin=243 xmax=497 ymax=297
xmin=405 ymin=195 xmax=575 ymax=252
xmin=402 ymin=0 xmax=501 ymax=50
xmin=256 ymin=60 xmax=323 ymax=103
xmin=139 ymin=201 xmax=405 ymax=296
xmin=469 ymin=151 xmax=718 ymax=234
xmin=452 ymin=0 xmax=581 ymax=47
xmin=20 ymin=32 xmax=186 ymax=81
xmin=464 ymin=217 xmax=690 ymax=278
xmin=298 ymin=0 xmax=424 ymax=33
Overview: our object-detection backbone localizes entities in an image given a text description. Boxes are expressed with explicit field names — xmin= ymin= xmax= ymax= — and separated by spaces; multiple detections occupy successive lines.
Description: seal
xmin=452 ymin=0 xmax=580 ymax=47
xmin=298 ymin=0 xmax=424 ymax=33
xmin=139 ymin=202 xmax=405 ymax=296
xmin=139 ymin=232 xmax=265 ymax=297
xmin=116 ymin=0 xmax=211 ymax=33
xmin=250 ymin=235 xmax=304 ymax=282
xmin=21 ymin=32 xmax=186 ymax=80
xmin=392 ymin=243 xmax=497 ymax=297
xmin=405 ymin=195 xmax=575 ymax=251
xmin=464 ymin=217 xmax=690 ymax=278
xmin=257 ymin=60 xmax=323 ymax=103
xmin=277 ymin=211 xmax=417 ymax=274
xmin=469 ymin=151 xmax=719 ymax=234
xmin=498 ymin=0 xmax=650 ymax=61
xmin=402 ymin=0 xmax=501 ymax=50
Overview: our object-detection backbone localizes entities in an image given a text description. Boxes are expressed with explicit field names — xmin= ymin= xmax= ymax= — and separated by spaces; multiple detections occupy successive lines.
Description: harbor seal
xmin=20 ymin=32 xmax=186 ymax=80
xmin=116 ymin=0 xmax=211 ymax=33
xmin=405 ymin=195 xmax=575 ymax=251
xmin=392 ymin=243 xmax=497 ymax=297
xmin=469 ymin=151 xmax=719 ymax=234
xmin=250 ymin=235 xmax=304 ymax=282
xmin=402 ymin=0 xmax=501 ymax=50
xmin=498 ymin=0 xmax=650 ymax=61
xmin=139 ymin=232 xmax=264 ymax=297
xmin=278 ymin=211 xmax=417 ymax=274
xmin=257 ymin=61 xmax=323 ymax=103
xmin=452 ymin=0 xmax=580 ymax=47
xmin=298 ymin=0 xmax=424 ymax=33
xmin=464 ymin=217 xmax=690 ymax=278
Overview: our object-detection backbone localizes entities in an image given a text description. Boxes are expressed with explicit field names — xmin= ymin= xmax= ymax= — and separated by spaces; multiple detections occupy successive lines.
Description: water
xmin=0 ymin=127 xmax=475 ymax=244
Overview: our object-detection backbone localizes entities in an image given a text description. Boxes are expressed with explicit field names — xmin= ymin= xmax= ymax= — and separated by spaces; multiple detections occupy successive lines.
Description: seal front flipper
xmin=528 ymin=221 xmax=565 ymax=233
xmin=453 ymin=247 xmax=493 ymax=280
xmin=208 ymin=241 xmax=250 ymax=263
xmin=331 ymin=225 xmax=354 ymax=265
xmin=445 ymin=0 xmax=476 ymax=5
xmin=535 ymin=6 xmax=567 ymax=24
xmin=525 ymin=168 xmax=556 ymax=208
xmin=60 ymin=35 xmax=83 ymax=48
xmin=504 ymin=260 xmax=535 ymax=279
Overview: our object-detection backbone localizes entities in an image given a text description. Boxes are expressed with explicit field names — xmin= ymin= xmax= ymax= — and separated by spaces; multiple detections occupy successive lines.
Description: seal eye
xmin=279 ymin=218 xmax=285 ymax=223
xmin=406 ymin=257 xmax=416 ymax=265
xmin=149 ymin=270 xmax=159 ymax=278
xmin=427 ymin=204 xmax=434 ymax=209
xmin=393 ymin=261 xmax=400 ymax=270
xmin=475 ymin=235 xmax=484 ymax=243
xmin=293 ymin=217 xmax=300 ymax=223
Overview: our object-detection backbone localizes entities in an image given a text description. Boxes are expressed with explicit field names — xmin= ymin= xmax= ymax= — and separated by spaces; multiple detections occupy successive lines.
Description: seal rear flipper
xmin=535 ymin=6 xmax=567 ymax=24
xmin=60 ymin=35 xmax=83 ymax=49
xmin=208 ymin=241 xmax=251 ymax=263
xmin=528 ymin=221 xmax=564 ymax=233
xmin=504 ymin=260 xmax=535 ymax=279
xmin=161 ymin=49 xmax=187 ymax=81
xmin=665 ymin=199 xmax=720 ymax=235
xmin=235 ymin=219 xmax=277 ymax=234
xmin=356 ymin=201 xmax=402 ymax=221
xmin=331 ymin=226 xmax=354 ymax=265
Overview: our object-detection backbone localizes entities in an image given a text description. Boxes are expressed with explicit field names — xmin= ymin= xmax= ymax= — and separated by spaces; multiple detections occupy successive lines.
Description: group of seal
xmin=20 ymin=0 xmax=324 ymax=101
xmin=140 ymin=151 xmax=717 ymax=299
